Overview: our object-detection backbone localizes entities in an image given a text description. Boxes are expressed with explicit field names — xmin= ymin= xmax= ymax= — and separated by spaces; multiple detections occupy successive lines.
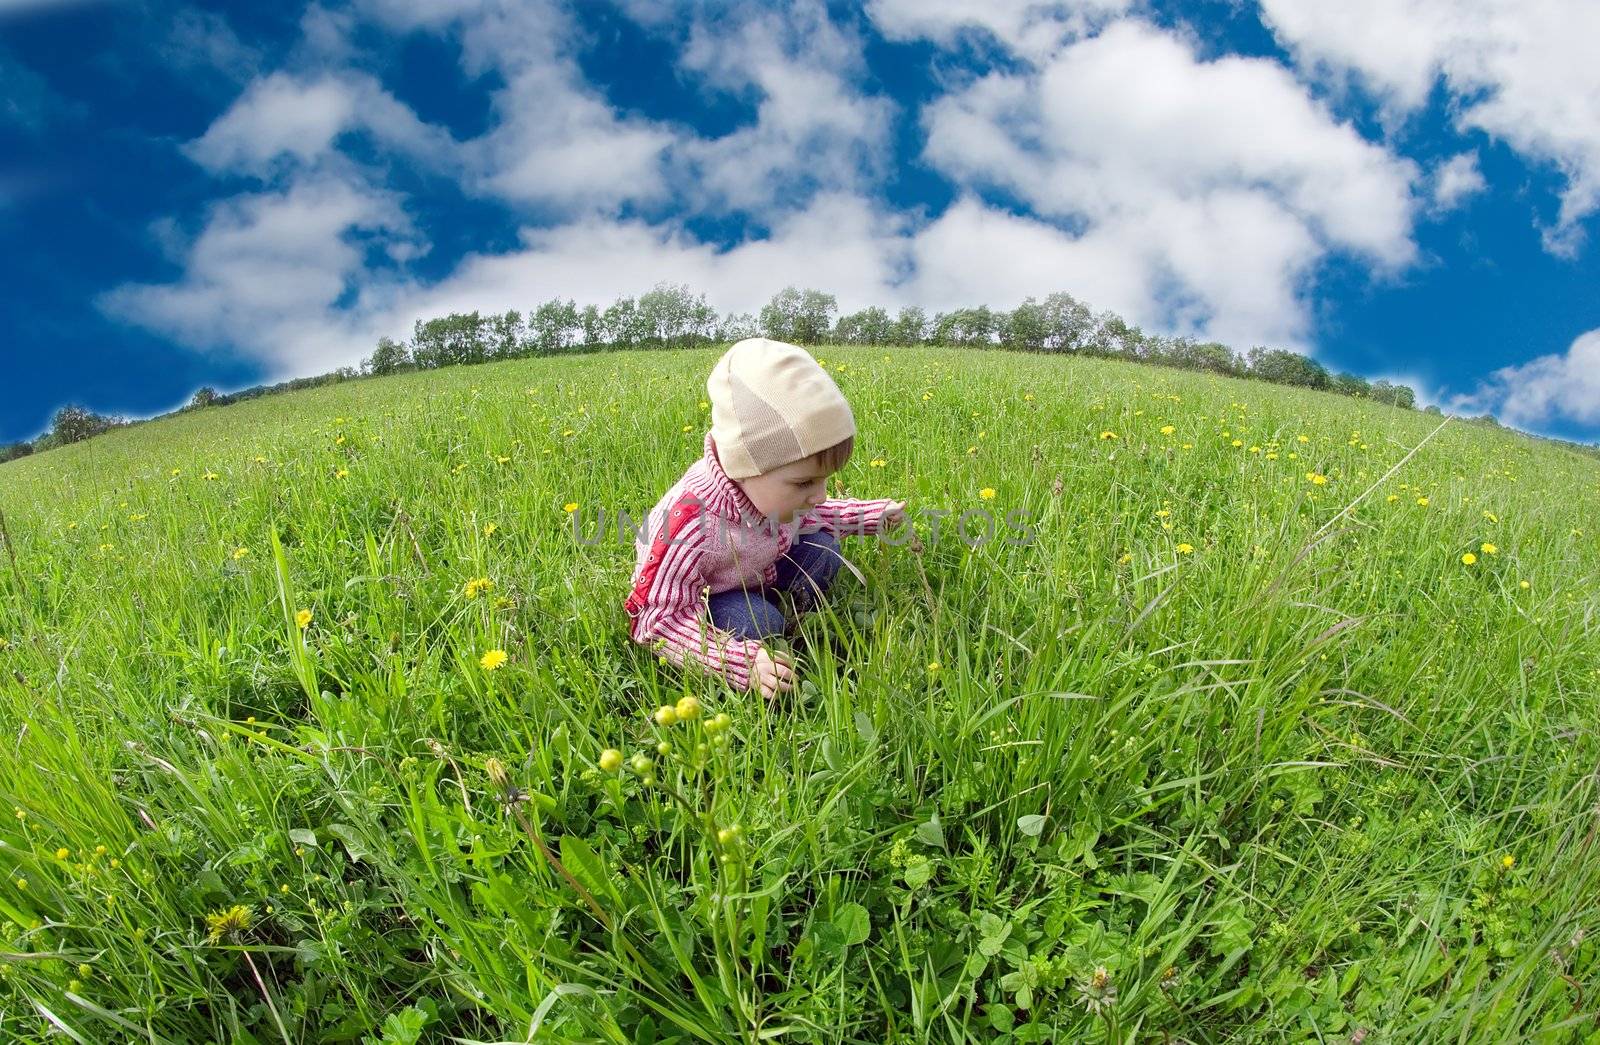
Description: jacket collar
xmin=701 ymin=430 xmax=764 ymax=525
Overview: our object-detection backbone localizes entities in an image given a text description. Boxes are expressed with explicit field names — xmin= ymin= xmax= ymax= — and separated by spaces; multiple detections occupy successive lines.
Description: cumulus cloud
xmin=97 ymin=171 xmax=424 ymax=373
xmin=105 ymin=1 xmax=1444 ymax=397
xmin=1430 ymin=152 xmax=1486 ymax=213
xmin=183 ymin=70 xmax=462 ymax=178
xmin=866 ymin=0 xmax=1133 ymax=63
xmin=1449 ymin=328 xmax=1600 ymax=429
xmin=1259 ymin=0 xmax=1600 ymax=255
xmin=917 ymin=19 xmax=1419 ymax=349
xmin=668 ymin=0 xmax=896 ymax=216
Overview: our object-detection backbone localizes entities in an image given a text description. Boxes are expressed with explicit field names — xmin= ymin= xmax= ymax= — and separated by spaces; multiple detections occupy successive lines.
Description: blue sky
xmin=3 ymin=0 xmax=1598 ymax=445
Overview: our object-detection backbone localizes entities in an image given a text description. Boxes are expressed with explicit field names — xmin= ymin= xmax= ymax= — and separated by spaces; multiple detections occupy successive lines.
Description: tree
xmin=1000 ymin=297 xmax=1048 ymax=351
xmin=833 ymin=306 xmax=893 ymax=345
xmin=893 ymin=305 xmax=928 ymax=346
xmin=1040 ymin=292 xmax=1093 ymax=351
xmin=578 ymin=303 xmax=604 ymax=347
xmin=412 ymin=312 xmax=487 ymax=368
xmin=1369 ymin=379 xmax=1417 ymax=409
xmin=760 ymin=286 xmax=836 ymax=344
xmin=1333 ymin=372 xmax=1371 ymax=399
xmin=45 ymin=405 xmax=119 ymax=447
xmin=189 ymin=386 xmax=220 ymax=408
xmin=363 ymin=336 xmax=413 ymax=376
xmin=716 ymin=311 xmax=760 ymax=342
xmin=488 ymin=310 xmax=525 ymax=359
xmin=601 ymin=296 xmax=646 ymax=347
xmin=529 ymin=299 xmax=580 ymax=353
xmin=637 ymin=282 xmax=716 ymax=347
xmin=1245 ymin=347 xmax=1332 ymax=389
xmin=1 ymin=441 xmax=34 ymax=463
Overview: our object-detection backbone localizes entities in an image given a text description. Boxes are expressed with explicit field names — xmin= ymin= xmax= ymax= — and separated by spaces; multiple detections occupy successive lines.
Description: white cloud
xmin=670 ymin=1 xmax=896 ymax=214
xmin=97 ymin=171 xmax=422 ymax=373
xmin=917 ymin=19 xmax=1419 ymax=349
xmin=1430 ymin=151 xmax=1485 ymax=212
xmin=866 ymin=0 xmax=1133 ymax=63
xmin=1259 ymin=0 xmax=1600 ymax=255
xmin=183 ymin=71 xmax=460 ymax=178
xmin=1449 ymin=328 xmax=1600 ymax=429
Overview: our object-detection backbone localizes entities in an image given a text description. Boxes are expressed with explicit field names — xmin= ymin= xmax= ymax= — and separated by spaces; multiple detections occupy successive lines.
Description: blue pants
xmin=706 ymin=529 xmax=841 ymax=641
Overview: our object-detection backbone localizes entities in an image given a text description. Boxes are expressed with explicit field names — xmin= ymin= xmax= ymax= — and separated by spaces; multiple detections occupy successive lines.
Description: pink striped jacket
xmin=624 ymin=430 xmax=896 ymax=690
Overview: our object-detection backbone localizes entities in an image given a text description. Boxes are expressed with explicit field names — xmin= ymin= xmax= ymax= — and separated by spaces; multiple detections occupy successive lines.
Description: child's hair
xmin=811 ymin=434 xmax=854 ymax=475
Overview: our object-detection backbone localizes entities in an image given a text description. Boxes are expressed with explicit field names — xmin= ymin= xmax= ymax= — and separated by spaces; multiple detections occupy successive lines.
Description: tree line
xmin=6 ymin=282 xmax=1593 ymax=462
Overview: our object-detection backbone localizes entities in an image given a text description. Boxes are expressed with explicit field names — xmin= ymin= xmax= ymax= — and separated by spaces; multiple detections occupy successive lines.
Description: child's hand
xmin=752 ymin=645 xmax=795 ymax=700
xmin=881 ymin=500 xmax=907 ymax=530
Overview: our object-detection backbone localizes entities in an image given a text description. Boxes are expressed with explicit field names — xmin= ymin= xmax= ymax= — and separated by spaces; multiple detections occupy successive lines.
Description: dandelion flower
xmin=1099 ymin=430 xmax=1118 ymax=440
xmin=1416 ymin=497 xmax=1429 ymax=507
xmin=979 ymin=487 xmax=996 ymax=500
xmin=1462 ymin=552 xmax=1477 ymax=565
xmin=463 ymin=577 xmax=493 ymax=598
xmin=295 ymin=608 xmax=313 ymax=630
xmin=1160 ymin=425 xmax=1175 ymax=435
xmin=335 ymin=468 xmax=349 ymax=479
xmin=55 ymin=847 xmax=69 ymax=860
xmin=1481 ymin=542 xmax=1498 ymax=555
xmin=480 ymin=649 xmax=508 ymax=671
xmin=563 ymin=502 xmax=579 ymax=513
xmin=231 ymin=547 xmax=249 ymax=560
xmin=483 ymin=522 xmax=497 ymax=537
xmin=204 ymin=904 xmax=253 ymax=943
xmin=1519 ymin=580 xmax=1530 ymax=589
xmin=1501 ymin=854 xmax=1515 ymax=869
xmin=1305 ymin=472 xmax=1328 ymax=486
xmin=927 ymin=660 xmax=941 ymax=673
xmin=1176 ymin=543 xmax=1194 ymax=554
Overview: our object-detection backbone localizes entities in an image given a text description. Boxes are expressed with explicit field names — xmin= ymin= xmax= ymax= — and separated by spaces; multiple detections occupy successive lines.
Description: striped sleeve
xmin=623 ymin=493 xmax=763 ymax=691
xmin=799 ymin=497 xmax=898 ymax=539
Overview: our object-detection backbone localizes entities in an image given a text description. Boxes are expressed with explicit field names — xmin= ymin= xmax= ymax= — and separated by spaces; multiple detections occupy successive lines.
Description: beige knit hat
xmin=706 ymin=337 xmax=855 ymax=479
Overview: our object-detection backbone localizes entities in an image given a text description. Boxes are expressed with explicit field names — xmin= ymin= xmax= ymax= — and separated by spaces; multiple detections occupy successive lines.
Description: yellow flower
xmin=1386 ymin=494 xmax=1399 ymax=503
xmin=1416 ymin=497 xmax=1429 ymax=507
xmin=1231 ymin=439 xmax=1243 ymax=448
xmin=1176 ymin=543 xmax=1194 ymax=554
xmin=335 ymin=468 xmax=349 ymax=479
xmin=1099 ymin=430 xmax=1118 ymax=440
xmin=1461 ymin=552 xmax=1477 ymax=565
xmin=1501 ymin=854 xmax=1515 ymax=869
xmin=55 ymin=847 xmax=69 ymax=860
xmin=463 ymin=577 xmax=494 ymax=598
xmin=1296 ymin=435 xmax=1309 ymax=443
xmin=927 ymin=660 xmax=941 ymax=673
xmin=203 ymin=471 xmax=219 ymax=481
xmin=204 ymin=904 xmax=253 ymax=942
xmin=480 ymin=649 xmax=508 ymax=671
xmin=1483 ymin=510 xmax=1498 ymax=523
xmin=1480 ymin=542 xmax=1498 ymax=555
xmin=979 ymin=487 xmax=996 ymax=500
xmin=1305 ymin=472 xmax=1328 ymax=486
xmin=483 ymin=522 xmax=498 ymax=536
xmin=563 ymin=502 xmax=579 ymax=513
xmin=1160 ymin=425 xmax=1175 ymax=435
xmin=295 ymin=608 xmax=313 ymax=630
xmin=231 ymin=547 xmax=249 ymax=560
xmin=1519 ymin=580 xmax=1530 ymax=589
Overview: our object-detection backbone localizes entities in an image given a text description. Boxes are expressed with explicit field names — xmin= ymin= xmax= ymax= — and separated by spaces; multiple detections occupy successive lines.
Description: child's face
xmin=737 ymin=453 xmax=830 ymax=524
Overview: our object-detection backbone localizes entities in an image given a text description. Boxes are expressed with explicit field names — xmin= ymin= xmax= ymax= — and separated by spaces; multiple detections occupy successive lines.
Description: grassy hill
xmin=2 ymin=345 xmax=1598 ymax=1042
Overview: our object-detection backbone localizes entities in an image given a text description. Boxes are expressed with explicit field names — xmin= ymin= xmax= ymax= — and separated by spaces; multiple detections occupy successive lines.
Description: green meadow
xmin=2 ymin=345 xmax=1598 ymax=1043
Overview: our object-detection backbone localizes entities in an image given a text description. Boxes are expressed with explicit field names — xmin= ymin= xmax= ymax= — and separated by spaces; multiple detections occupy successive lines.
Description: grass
xmin=1 ymin=344 xmax=1598 ymax=1043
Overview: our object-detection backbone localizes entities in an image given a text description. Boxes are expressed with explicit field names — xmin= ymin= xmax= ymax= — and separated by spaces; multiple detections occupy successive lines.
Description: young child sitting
xmin=624 ymin=337 xmax=906 ymax=699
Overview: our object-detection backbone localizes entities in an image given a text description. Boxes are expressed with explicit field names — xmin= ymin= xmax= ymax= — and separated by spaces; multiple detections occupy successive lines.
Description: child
xmin=624 ymin=337 xmax=906 ymax=699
